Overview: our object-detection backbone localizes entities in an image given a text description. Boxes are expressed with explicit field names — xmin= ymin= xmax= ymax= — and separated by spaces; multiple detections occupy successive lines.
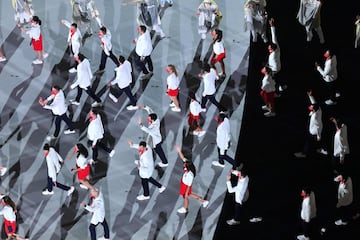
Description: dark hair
xmin=214 ymin=29 xmax=223 ymax=42
xmin=71 ymin=23 xmax=77 ymax=28
xmin=2 ymin=195 xmax=16 ymax=212
xmin=203 ymin=63 xmax=211 ymax=72
xmin=312 ymin=104 xmax=319 ymax=111
xmin=149 ymin=113 xmax=157 ymax=121
xmin=139 ymin=25 xmax=147 ymax=33
xmin=269 ymin=42 xmax=277 ymax=51
xmin=264 ymin=66 xmax=272 ymax=75
xmin=302 ymin=186 xmax=312 ymax=195
xmin=78 ymin=53 xmax=86 ymax=62
xmin=32 ymin=16 xmax=42 ymax=25
xmin=91 ymin=108 xmax=99 ymax=115
xmin=43 ymin=143 xmax=50 ymax=151
xmin=119 ymin=55 xmax=126 ymax=64
xmin=100 ymin=26 xmax=107 ymax=34
xmin=189 ymin=92 xmax=197 ymax=100
xmin=139 ymin=141 xmax=147 ymax=147
xmin=240 ymin=168 xmax=247 ymax=177
xmin=185 ymin=160 xmax=197 ymax=177
xmin=53 ymin=85 xmax=61 ymax=91
xmin=76 ymin=143 xmax=88 ymax=158
xmin=218 ymin=113 xmax=226 ymax=122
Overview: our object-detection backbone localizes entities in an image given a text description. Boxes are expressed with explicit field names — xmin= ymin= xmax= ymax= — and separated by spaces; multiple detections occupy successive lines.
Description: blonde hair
xmin=167 ymin=64 xmax=178 ymax=77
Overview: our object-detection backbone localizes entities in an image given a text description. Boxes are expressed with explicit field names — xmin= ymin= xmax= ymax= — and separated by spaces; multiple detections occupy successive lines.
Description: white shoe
xmin=70 ymin=99 xmax=80 ymax=106
xmin=68 ymin=67 xmax=77 ymax=73
xmin=109 ymin=150 xmax=115 ymax=157
xmin=279 ymin=85 xmax=287 ymax=92
xmin=197 ymin=130 xmax=206 ymax=137
xmin=32 ymin=59 xmax=43 ymax=64
xmin=109 ymin=93 xmax=118 ymax=103
xmin=43 ymin=53 xmax=49 ymax=59
xmin=306 ymin=31 xmax=313 ymax=42
xmin=171 ymin=107 xmax=181 ymax=112
xmin=192 ymin=131 xmax=199 ymax=136
xmin=317 ymin=149 xmax=328 ymax=155
xmin=200 ymin=108 xmax=206 ymax=112
xmin=249 ymin=217 xmax=263 ymax=223
xmin=137 ymin=195 xmax=150 ymax=201
xmin=334 ymin=219 xmax=347 ymax=226
xmin=335 ymin=92 xmax=341 ymax=98
xmin=0 ymin=56 xmax=6 ymax=62
xmin=67 ymin=186 xmax=75 ymax=196
xmin=98 ymin=237 xmax=109 ymax=240
xmin=169 ymin=102 xmax=176 ymax=107
xmin=202 ymin=200 xmax=209 ymax=208
xmin=158 ymin=162 xmax=169 ymax=168
xmin=177 ymin=207 xmax=188 ymax=214
xmin=79 ymin=184 xmax=88 ymax=190
xmin=126 ymin=105 xmax=139 ymax=110
xmin=261 ymin=105 xmax=269 ymax=111
xmin=294 ymin=152 xmax=306 ymax=158
xmin=46 ymin=135 xmax=56 ymax=141
xmin=159 ymin=186 xmax=166 ymax=193
xmin=89 ymin=159 xmax=96 ymax=165
xmin=226 ymin=219 xmax=240 ymax=225
xmin=297 ymin=234 xmax=309 ymax=240
xmin=325 ymin=99 xmax=336 ymax=105
xmin=42 ymin=190 xmax=54 ymax=195
xmin=91 ymin=102 xmax=102 ymax=107
xmin=0 ymin=167 xmax=7 ymax=177
xmin=201 ymin=33 xmax=206 ymax=40
xmin=264 ymin=111 xmax=276 ymax=117
xmin=64 ymin=129 xmax=75 ymax=135
xmin=212 ymin=161 xmax=225 ymax=168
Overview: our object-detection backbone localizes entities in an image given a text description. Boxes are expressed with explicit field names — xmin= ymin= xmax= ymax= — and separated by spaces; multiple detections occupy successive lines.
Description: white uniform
xmin=84 ymin=191 xmax=106 ymax=224
xmin=87 ymin=114 xmax=104 ymax=146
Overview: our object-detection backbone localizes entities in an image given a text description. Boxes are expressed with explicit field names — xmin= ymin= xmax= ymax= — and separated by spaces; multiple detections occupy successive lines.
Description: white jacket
xmin=261 ymin=74 xmax=276 ymax=93
xmin=309 ymin=108 xmax=322 ymax=139
xmin=166 ymin=73 xmax=180 ymax=90
xmin=268 ymin=26 xmax=281 ymax=73
xmin=333 ymin=124 xmax=350 ymax=160
xmin=111 ymin=60 xmax=132 ymax=89
xmin=131 ymin=144 xmax=154 ymax=178
xmin=87 ymin=115 xmax=104 ymax=145
xmin=300 ymin=192 xmax=317 ymax=222
xmin=0 ymin=205 xmax=16 ymax=221
xmin=85 ymin=191 xmax=105 ymax=224
xmin=46 ymin=147 xmax=63 ymax=181
xmin=202 ymin=68 xmax=217 ymax=96
xmin=100 ymin=30 xmax=113 ymax=56
xmin=141 ymin=119 xmax=162 ymax=147
xmin=63 ymin=20 xmax=81 ymax=57
xmin=71 ymin=58 xmax=93 ymax=89
xmin=337 ymin=177 xmax=353 ymax=207
xmin=26 ymin=24 xmax=41 ymax=40
xmin=227 ymin=175 xmax=249 ymax=204
xmin=43 ymin=90 xmax=68 ymax=116
xmin=135 ymin=30 xmax=153 ymax=57
xmin=317 ymin=56 xmax=338 ymax=82
xmin=216 ymin=118 xmax=231 ymax=154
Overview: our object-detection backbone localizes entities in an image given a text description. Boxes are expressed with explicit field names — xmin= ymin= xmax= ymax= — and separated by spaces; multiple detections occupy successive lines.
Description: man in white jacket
xmin=42 ymin=144 xmax=74 ymax=196
xmin=97 ymin=26 xmax=119 ymax=73
xmin=330 ymin=118 xmax=350 ymax=173
xmin=212 ymin=113 xmax=236 ymax=168
xmin=61 ymin=20 xmax=82 ymax=73
xmin=81 ymin=188 xmax=110 ymax=240
xmin=70 ymin=53 xmax=102 ymax=107
xmin=297 ymin=188 xmax=316 ymax=240
xmin=39 ymin=85 xmax=75 ymax=140
xmin=134 ymin=25 xmax=153 ymax=79
xmin=87 ymin=109 xmax=115 ymax=163
xmin=128 ymin=141 xmax=166 ymax=201
xmin=334 ymin=174 xmax=353 ymax=226
xmin=107 ymin=55 xmax=138 ymax=110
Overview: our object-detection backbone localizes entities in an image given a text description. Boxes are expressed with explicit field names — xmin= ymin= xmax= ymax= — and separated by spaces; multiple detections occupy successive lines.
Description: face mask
xmin=323 ymin=52 xmax=330 ymax=58
xmin=308 ymin=105 xmax=314 ymax=112
xmin=166 ymin=67 xmax=171 ymax=73
xmin=268 ymin=46 xmax=273 ymax=53
xmin=138 ymin=149 xmax=144 ymax=155
xmin=146 ymin=117 xmax=152 ymax=124
xmin=70 ymin=29 xmax=75 ymax=35
xmin=51 ymin=90 xmax=57 ymax=96
xmin=261 ymin=68 xmax=266 ymax=75
xmin=300 ymin=191 xmax=306 ymax=197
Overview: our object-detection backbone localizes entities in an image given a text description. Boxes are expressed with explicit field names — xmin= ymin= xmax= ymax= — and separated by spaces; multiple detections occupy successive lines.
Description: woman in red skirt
xmin=166 ymin=64 xmax=181 ymax=112
xmin=210 ymin=29 xmax=226 ymax=78
xmin=68 ymin=143 xmax=94 ymax=191
xmin=175 ymin=146 xmax=209 ymax=214
xmin=188 ymin=92 xmax=206 ymax=137
xmin=0 ymin=193 xmax=28 ymax=240
xmin=20 ymin=15 xmax=48 ymax=64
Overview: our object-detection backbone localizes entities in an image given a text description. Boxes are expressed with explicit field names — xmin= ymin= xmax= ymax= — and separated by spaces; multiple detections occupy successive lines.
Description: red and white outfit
xmin=210 ymin=40 xmax=226 ymax=65
xmin=260 ymin=73 xmax=276 ymax=105
xmin=76 ymin=154 xmax=90 ymax=181
xmin=179 ymin=159 xmax=194 ymax=196
xmin=188 ymin=100 xmax=201 ymax=129
xmin=63 ymin=20 xmax=81 ymax=57
xmin=0 ymin=199 xmax=16 ymax=235
xmin=167 ymin=72 xmax=180 ymax=97
xmin=26 ymin=23 xmax=43 ymax=51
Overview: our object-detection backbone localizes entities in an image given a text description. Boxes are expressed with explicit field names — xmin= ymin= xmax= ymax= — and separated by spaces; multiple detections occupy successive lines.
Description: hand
xmin=226 ymin=174 xmax=231 ymax=181
xmin=140 ymin=56 xmax=145 ymax=62
xmin=107 ymin=82 xmax=112 ymax=87
xmin=92 ymin=144 xmax=95 ymax=149
xmin=39 ymin=97 xmax=44 ymax=106
xmin=53 ymin=182 xmax=57 ymax=187
xmin=128 ymin=140 xmax=133 ymax=146
xmin=196 ymin=11 xmax=200 ymax=16
xmin=315 ymin=62 xmax=319 ymax=67
xmin=81 ymin=202 xmax=86 ymax=207
xmin=132 ymin=39 xmax=137 ymax=44
xmin=61 ymin=19 xmax=65 ymax=24
xmin=137 ymin=117 xmax=142 ymax=125
xmin=138 ymin=104 xmax=145 ymax=109
xmin=175 ymin=145 xmax=181 ymax=153
xmin=307 ymin=89 xmax=312 ymax=96
xmin=71 ymin=168 xmax=76 ymax=173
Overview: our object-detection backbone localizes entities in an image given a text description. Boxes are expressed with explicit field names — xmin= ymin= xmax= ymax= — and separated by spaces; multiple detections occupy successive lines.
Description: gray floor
xmin=0 ymin=1 xmax=249 ymax=239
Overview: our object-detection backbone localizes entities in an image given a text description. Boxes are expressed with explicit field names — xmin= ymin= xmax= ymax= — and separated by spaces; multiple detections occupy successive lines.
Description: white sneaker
xmin=0 ymin=56 xmax=6 ymax=62
xmin=91 ymin=102 xmax=102 ymax=107
xmin=0 ymin=167 xmax=7 ymax=177
xmin=264 ymin=111 xmax=276 ymax=117
xmin=159 ymin=186 xmax=166 ymax=193
xmin=98 ymin=237 xmax=109 ymax=240
xmin=79 ymin=184 xmax=88 ymax=190
xmin=200 ymin=108 xmax=206 ymax=112
xmin=261 ymin=105 xmax=269 ymax=111
xmin=109 ymin=150 xmax=115 ymax=157
xmin=325 ymin=99 xmax=336 ymax=105
xmin=334 ymin=219 xmax=347 ymax=226
xmin=70 ymin=99 xmax=80 ymax=106
xmin=171 ymin=107 xmax=181 ymax=112
xmin=201 ymin=33 xmax=206 ymax=40
xmin=297 ymin=234 xmax=309 ymax=240
xmin=335 ymin=92 xmax=341 ymax=98
xmin=226 ymin=219 xmax=240 ymax=226
xmin=249 ymin=217 xmax=263 ymax=223
xmin=42 ymin=189 xmax=54 ymax=195
xmin=109 ymin=93 xmax=118 ymax=103
xmin=317 ymin=149 xmax=328 ymax=155
xmin=46 ymin=135 xmax=56 ymax=141
xmin=212 ymin=161 xmax=225 ymax=168
xmin=32 ymin=59 xmax=43 ymax=64
xmin=279 ymin=85 xmax=287 ymax=92
xmin=126 ymin=105 xmax=139 ymax=110
xmin=67 ymin=186 xmax=75 ymax=196
xmin=43 ymin=53 xmax=49 ymax=59
xmin=137 ymin=195 xmax=150 ymax=201
xmin=177 ymin=207 xmax=188 ymax=214
xmin=294 ymin=152 xmax=306 ymax=158
xmin=64 ymin=129 xmax=75 ymax=135
xmin=68 ymin=67 xmax=77 ymax=73
xmin=197 ymin=130 xmax=206 ymax=137
xmin=169 ymin=102 xmax=176 ymax=107
xmin=158 ymin=162 xmax=169 ymax=168
xmin=202 ymin=200 xmax=209 ymax=208
xmin=192 ymin=131 xmax=199 ymax=136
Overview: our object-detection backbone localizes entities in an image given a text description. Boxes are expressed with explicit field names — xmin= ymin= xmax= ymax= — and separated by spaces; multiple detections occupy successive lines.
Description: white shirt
xmin=43 ymin=90 xmax=68 ymax=116
xmin=213 ymin=40 xmax=225 ymax=55
xmin=189 ymin=100 xmax=201 ymax=117
xmin=63 ymin=20 xmax=81 ymax=57
xmin=141 ymin=119 xmax=162 ymax=147
xmin=0 ymin=205 xmax=16 ymax=221
xmin=216 ymin=118 xmax=231 ymax=154
xmin=202 ymin=68 xmax=217 ymax=96
xmin=84 ymin=191 xmax=105 ymax=224
xmin=100 ymin=30 xmax=113 ymax=56
xmin=261 ymin=74 xmax=276 ymax=93
xmin=333 ymin=124 xmax=350 ymax=160
xmin=337 ymin=177 xmax=353 ymax=207
xmin=300 ymin=192 xmax=316 ymax=222
xmin=317 ymin=56 xmax=338 ymax=82
xmin=131 ymin=144 xmax=154 ymax=178
xmin=26 ymin=24 xmax=41 ymax=40
xmin=226 ymin=175 xmax=249 ymax=204
xmin=71 ymin=58 xmax=93 ymax=89
xmin=46 ymin=147 xmax=63 ymax=181
xmin=309 ymin=108 xmax=322 ymax=139
xmin=87 ymin=115 xmax=104 ymax=145
xmin=135 ymin=30 xmax=153 ymax=57
xmin=76 ymin=154 xmax=88 ymax=169
xmin=268 ymin=27 xmax=281 ymax=73
xmin=167 ymin=73 xmax=179 ymax=90
xmin=182 ymin=170 xmax=194 ymax=186
xmin=111 ymin=60 xmax=133 ymax=89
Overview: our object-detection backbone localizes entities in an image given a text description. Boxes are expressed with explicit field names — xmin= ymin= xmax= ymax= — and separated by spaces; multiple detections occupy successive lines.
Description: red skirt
xmin=260 ymin=90 xmax=275 ymax=105
xmin=210 ymin=51 xmax=226 ymax=65
xmin=4 ymin=218 xmax=16 ymax=235
xmin=77 ymin=164 xmax=90 ymax=180
xmin=179 ymin=180 xmax=192 ymax=196
xmin=32 ymin=34 xmax=43 ymax=51
xmin=167 ymin=88 xmax=179 ymax=97
xmin=188 ymin=113 xmax=200 ymax=129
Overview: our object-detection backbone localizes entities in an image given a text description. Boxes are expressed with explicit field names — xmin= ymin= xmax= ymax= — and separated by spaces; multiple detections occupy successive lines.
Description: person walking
xmin=260 ymin=66 xmax=276 ymax=117
xmin=244 ymin=0 xmax=268 ymax=43
xmin=128 ymin=141 xmax=166 ymax=201
xmin=210 ymin=29 xmax=226 ymax=78
xmin=334 ymin=173 xmax=353 ymax=226
xmin=188 ymin=92 xmax=206 ymax=137
xmin=138 ymin=105 xmax=169 ymax=167
xmin=134 ymin=25 xmax=153 ymax=79
xmin=39 ymin=85 xmax=75 ymax=141
xmin=69 ymin=53 xmax=102 ymax=107
xmin=81 ymin=188 xmax=110 ymax=240
xmin=355 ymin=15 xmax=360 ymax=48
xmin=196 ymin=0 xmax=222 ymax=40
xmin=296 ymin=187 xmax=317 ymax=240
xmin=61 ymin=20 xmax=82 ymax=73
xmin=12 ymin=0 xmax=33 ymax=25
xmin=330 ymin=117 xmax=350 ymax=173
xmin=87 ymin=109 xmax=115 ymax=164
xmin=41 ymin=144 xmax=75 ymax=196
xmin=166 ymin=64 xmax=181 ymax=112
xmin=96 ymin=26 xmax=119 ymax=73
xmin=175 ymin=145 xmax=209 ymax=213
xmin=107 ymin=55 xmax=138 ymax=110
